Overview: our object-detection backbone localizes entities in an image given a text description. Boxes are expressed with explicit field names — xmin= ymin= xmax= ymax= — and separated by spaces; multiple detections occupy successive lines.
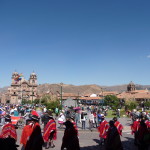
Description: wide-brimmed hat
xmin=64 ymin=120 xmax=74 ymax=128
xmin=31 ymin=115 xmax=40 ymax=121
xmin=5 ymin=115 xmax=11 ymax=120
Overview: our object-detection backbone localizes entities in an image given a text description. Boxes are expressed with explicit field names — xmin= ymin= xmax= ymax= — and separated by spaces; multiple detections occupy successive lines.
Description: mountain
xmin=37 ymin=84 xmax=102 ymax=95
xmin=1 ymin=84 xmax=150 ymax=96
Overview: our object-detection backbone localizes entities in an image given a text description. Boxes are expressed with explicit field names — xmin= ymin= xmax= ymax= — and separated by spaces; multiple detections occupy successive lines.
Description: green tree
xmin=104 ymin=95 xmax=120 ymax=111
xmin=125 ymin=101 xmax=138 ymax=111
xmin=144 ymin=101 xmax=150 ymax=108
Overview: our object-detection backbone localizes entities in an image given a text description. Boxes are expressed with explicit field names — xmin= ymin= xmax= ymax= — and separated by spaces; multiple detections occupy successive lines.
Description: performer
xmin=131 ymin=117 xmax=140 ymax=145
xmin=113 ymin=117 xmax=123 ymax=136
xmin=105 ymin=120 xmax=123 ymax=150
xmin=1 ymin=115 xmax=17 ymax=140
xmin=0 ymin=115 xmax=18 ymax=150
xmin=24 ymin=115 xmax=44 ymax=150
xmin=69 ymin=117 xmax=78 ymax=136
xmin=136 ymin=120 xmax=150 ymax=150
xmin=43 ymin=116 xmax=57 ymax=149
xmin=98 ymin=115 xmax=109 ymax=145
xmin=20 ymin=118 xmax=34 ymax=150
xmin=61 ymin=120 xmax=80 ymax=150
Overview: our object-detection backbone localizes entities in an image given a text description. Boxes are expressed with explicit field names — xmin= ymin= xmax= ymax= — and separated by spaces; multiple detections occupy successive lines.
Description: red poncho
xmin=43 ymin=119 xmax=57 ymax=142
xmin=1 ymin=123 xmax=17 ymax=140
xmin=72 ymin=121 xmax=78 ymax=135
xmin=145 ymin=120 xmax=150 ymax=128
xmin=20 ymin=124 xmax=34 ymax=146
xmin=98 ymin=120 xmax=109 ymax=139
xmin=114 ymin=121 xmax=123 ymax=136
xmin=31 ymin=110 xmax=39 ymax=117
xmin=131 ymin=120 xmax=140 ymax=135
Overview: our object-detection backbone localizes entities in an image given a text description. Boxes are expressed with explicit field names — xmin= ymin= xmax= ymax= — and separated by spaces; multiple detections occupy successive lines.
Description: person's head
xmin=30 ymin=115 xmax=40 ymax=123
xmin=140 ymin=120 xmax=146 ymax=127
xmin=113 ymin=117 xmax=117 ymax=122
xmin=69 ymin=117 xmax=75 ymax=122
xmin=109 ymin=120 xmax=115 ymax=127
xmin=5 ymin=115 xmax=11 ymax=122
xmin=47 ymin=110 xmax=52 ymax=116
xmin=64 ymin=120 xmax=73 ymax=128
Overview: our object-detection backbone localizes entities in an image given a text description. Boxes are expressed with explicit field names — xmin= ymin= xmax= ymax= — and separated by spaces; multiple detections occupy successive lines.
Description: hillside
xmin=1 ymin=84 xmax=150 ymax=96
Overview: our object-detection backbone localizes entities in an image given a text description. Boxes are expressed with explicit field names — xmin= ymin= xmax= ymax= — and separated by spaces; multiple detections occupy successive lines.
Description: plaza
xmin=14 ymin=117 xmax=139 ymax=150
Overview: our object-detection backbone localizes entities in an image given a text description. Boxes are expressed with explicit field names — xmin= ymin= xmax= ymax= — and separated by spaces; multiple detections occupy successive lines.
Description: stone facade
xmin=8 ymin=72 xmax=38 ymax=104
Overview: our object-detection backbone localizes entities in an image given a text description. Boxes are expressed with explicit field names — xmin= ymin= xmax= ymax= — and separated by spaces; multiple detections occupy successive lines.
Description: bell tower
xmin=12 ymin=72 xmax=19 ymax=84
xmin=127 ymin=81 xmax=136 ymax=92
xmin=29 ymin=72 xmax=37 ymax=85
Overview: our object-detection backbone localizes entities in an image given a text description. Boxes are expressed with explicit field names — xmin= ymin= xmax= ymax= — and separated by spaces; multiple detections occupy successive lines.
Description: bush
xmin=125 ymin=101 xmax=138 ymax=111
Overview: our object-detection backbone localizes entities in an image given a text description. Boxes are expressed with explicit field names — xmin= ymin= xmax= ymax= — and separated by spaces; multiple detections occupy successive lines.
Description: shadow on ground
xmin=80 ymin=137 xmax=138 ymax=150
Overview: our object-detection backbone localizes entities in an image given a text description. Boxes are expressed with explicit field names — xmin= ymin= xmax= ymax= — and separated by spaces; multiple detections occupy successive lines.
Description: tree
xmin=125 ymin=101 xmax=138 ymax=111
xmin=144 ymin=101 xmax=150 ymax=109
xmin=104 ymin=95 xmax=120 ymax=111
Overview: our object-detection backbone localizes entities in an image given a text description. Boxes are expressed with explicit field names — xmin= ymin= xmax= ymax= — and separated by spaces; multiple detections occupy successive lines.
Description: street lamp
xmin=60 ymin=82 xmax=63 ymax=109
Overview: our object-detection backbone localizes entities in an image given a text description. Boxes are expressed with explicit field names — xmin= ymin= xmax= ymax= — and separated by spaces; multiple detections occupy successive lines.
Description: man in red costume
xmin=43 ymin=116 xmax=57 ymax=149
xmin=131 ymin=117 xmax=140 ymax=145
xmin=20 ymin=118 xmax=33 ymax=150
xmin=145 ymin=119 xmax=150 ymax=129
xmin=98 ymin=115 xmax=109 ymax=145
xmin=20 ymin=115 xmax=44 ymax=150
xmin=113 ymin=117 xmax=123 ymax=136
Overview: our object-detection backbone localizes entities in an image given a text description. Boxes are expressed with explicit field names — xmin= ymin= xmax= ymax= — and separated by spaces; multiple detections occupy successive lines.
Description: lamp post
xmin=60 ymin=83 xmax=63 ymax=109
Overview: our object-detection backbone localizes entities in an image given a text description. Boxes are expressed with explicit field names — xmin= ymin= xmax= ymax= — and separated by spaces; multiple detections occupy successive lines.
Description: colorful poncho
xmin=114 ymin=121 xmax=123 ymax=136
xmin=98 ymin=120 xmax=109 ymax=139
xmin=1 ymin=122 xmax=17 ymax=140
xmin=20 ymin=123 xmax=34 ymax=146
xmin=131 ymin=120 xmax=140 ymax=134
xmin=43 ymin=119 xmax=57 ymax=142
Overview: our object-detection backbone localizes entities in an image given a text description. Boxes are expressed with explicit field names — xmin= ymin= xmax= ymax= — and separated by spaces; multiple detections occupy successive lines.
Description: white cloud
xmin=147 ymin=55 xmax=150 ymax=58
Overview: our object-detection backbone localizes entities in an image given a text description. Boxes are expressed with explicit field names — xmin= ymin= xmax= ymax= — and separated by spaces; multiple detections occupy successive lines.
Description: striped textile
xmin=114 ymin=121 xmax=123 ymax=136
xmin=43 ymin=119 xmax=57 ymax=142
xmin=1 ymin=123 xmax=17 ymax=140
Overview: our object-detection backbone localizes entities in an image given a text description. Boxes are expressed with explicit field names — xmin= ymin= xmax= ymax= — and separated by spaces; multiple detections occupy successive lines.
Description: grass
xmin=106 ymin=109 xmax=126 ymax=118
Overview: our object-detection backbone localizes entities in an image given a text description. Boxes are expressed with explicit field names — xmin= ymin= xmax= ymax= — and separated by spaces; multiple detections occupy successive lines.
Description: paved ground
xmin=15 ymin=117 xmax=142 ymax=150
xmin=16 ymin=129 xmax=138 ymax=150
xmin=1 ymin=117 xmax=149 ymax=150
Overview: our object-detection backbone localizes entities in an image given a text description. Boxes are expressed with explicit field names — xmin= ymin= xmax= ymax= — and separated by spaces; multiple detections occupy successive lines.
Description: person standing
xmin=89 ymin=112 xmax=94 ymax=131
xmin=136 ymin=120 xmax=150 ymax=150
xmin=43 ymin=116 xmax=57 ymax=149
xmin=0 ymin=115 xmax=18 ymax=149
xmin=20 ymin=118 xmax=33 ymax=150
xmin=131 ymin=117 xmax=140 ymax=145
xmin=61 ymin=120 xmax=80 ymax=150
xmin=113 ymin=117 xmax=123 ymax=136
xmin=98 ymin=115 xmax=109 ymax=145
xmin=105 ymin=120 xmax=123 ymax=150
xmin=81 ymin=112 xmax=86 ymax=130
xmin=24 ymin=115 xmax=44 ymax=150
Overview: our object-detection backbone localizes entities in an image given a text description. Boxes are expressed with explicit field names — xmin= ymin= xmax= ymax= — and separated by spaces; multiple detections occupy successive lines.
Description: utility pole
xmin=60 ymin=83 xmax=63 ymax=109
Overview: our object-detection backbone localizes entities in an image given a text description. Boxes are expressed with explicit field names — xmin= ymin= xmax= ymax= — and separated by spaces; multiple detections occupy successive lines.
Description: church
xmin=7 ymin=72 xmax=38 ymax=104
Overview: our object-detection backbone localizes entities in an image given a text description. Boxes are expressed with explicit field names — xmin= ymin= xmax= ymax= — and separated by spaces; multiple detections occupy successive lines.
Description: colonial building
xmin=8 ymin=72 xmax=38 ymax=104
xmin=117 ymin=81 xmax=150 ymax=102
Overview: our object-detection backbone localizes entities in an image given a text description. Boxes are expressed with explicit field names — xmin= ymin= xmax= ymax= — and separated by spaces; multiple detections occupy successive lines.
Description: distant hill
xmin=37 ymin=84 xmax=102 ymax=95
xmin=1 ymin=84 xmax=150 ymax=96
xmin=0 ymin=86 xmax=9 ymax=94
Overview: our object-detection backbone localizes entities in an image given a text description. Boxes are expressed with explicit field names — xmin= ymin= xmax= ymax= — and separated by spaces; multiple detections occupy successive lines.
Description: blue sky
xmin=0 ymin=0 xmax=150 ymax=87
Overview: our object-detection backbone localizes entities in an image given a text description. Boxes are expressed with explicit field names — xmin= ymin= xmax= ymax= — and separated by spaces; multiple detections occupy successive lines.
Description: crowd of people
xmin=0 ymin=104 xmax=149 ymax=150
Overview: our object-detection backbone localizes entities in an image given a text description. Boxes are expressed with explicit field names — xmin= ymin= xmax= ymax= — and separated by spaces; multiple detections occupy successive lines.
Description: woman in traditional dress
xmin=43 ymin=116 xmax=57 ymax=149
